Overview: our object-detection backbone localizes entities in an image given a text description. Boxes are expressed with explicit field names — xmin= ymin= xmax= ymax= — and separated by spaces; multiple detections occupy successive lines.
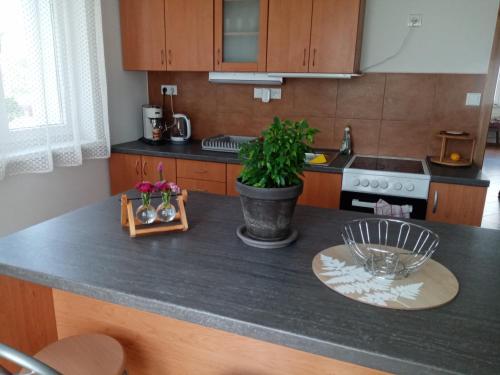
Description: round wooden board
xmin=312 ymin=245 xmax=459 ymax=310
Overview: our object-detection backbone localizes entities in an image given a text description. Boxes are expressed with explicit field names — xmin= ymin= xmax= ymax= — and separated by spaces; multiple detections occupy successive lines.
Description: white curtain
xmin=0 ymin=0 xmax=109 ymax=180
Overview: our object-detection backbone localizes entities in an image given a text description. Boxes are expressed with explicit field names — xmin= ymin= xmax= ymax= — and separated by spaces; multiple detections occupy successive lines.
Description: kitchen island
xmin=0 ymin=193 xmax=499 ymax=374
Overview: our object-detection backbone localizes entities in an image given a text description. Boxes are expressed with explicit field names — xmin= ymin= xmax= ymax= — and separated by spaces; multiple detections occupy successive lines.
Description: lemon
xmin=310 ymin=154 xmax=327 ymax=164
xmin=450 ymin=152 xmax=461 ymax=162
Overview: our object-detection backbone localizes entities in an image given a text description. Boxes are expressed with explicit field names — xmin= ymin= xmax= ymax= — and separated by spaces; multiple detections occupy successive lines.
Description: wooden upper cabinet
xmin=267 ymin=0 xmax=313 ymax=73
xmin=426 ymin=182 xmax=487 ymax=227
xmin=309 ymin=0 xmax=365 ymax=73
xmin=214 ymin=0 xmax=269 ymax=72
xmin=120 ymin=0 xmax=166 ymax=71
xmin=165 ymin=0 xmax=214 ymax=71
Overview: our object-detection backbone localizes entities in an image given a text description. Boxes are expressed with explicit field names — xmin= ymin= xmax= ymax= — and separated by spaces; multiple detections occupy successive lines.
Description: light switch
xmin=466 ymin=93 xmax=482 ymax=106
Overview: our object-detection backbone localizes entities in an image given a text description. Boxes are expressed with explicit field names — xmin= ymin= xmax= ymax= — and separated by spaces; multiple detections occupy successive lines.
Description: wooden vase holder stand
xmin=430 ymin=133 xmax=476 ymax=167
xmin=121 ymin=190 xmax=189 ymax=237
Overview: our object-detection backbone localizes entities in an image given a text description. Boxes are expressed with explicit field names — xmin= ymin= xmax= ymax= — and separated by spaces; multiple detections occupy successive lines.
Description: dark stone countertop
xmin=111 ymin=140 xmax=351 ymax=174
xmin=427 ymin=157 xmax=490 ymax=187
xmin=0 ymin=193 xmax=499 ymax=374
xmin=111 ymin=140 xmax=490 ymax=187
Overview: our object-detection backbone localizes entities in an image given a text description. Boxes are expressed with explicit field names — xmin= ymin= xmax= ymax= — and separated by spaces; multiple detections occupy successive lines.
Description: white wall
xmin=0 ymin=0 xmax=148 ymax=237
xmin=361 ymin=0 xmax=500 ymax=73
xmin=0 ymin=160 xmax=110 ymax=237
xmin=101 ymin=0 xmax=148 ymax=144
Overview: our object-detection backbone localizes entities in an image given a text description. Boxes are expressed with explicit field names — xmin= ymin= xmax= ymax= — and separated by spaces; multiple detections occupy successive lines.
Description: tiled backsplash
xmin=148 ymin=72 xmax=485 ymax=158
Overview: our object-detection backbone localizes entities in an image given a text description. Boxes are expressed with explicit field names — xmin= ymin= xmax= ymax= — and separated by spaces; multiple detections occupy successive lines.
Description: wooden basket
xmin=121 ymin=190 xmax=189 ymax=237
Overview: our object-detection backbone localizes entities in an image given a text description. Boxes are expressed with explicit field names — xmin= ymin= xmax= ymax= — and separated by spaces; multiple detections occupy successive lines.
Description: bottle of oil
xmin=339 ymin=126 xmax=352 ymax=155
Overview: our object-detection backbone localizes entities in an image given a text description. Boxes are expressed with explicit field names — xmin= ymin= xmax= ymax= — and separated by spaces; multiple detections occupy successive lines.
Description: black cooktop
xmin=348 ymin=156 xmax=426 ymax=174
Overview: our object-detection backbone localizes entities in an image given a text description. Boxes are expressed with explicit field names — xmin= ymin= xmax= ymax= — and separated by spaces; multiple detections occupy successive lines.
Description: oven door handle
xmin=352 ymin=199 xmax=414 ymax=213
xmin=432 ymin=190 xmax=439 ymax=214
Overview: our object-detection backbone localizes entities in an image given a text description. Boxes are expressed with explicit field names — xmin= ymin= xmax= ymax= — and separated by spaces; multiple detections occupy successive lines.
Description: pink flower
xmin=154 ymin=180 xmax=169 ymax=192
xmin=135 ymin=181 xmax=155 ymax=194
xmin=154 ymin=181 xmax=180 ymax=194
xmin=168 ymin=182 xmax=181 ymax=194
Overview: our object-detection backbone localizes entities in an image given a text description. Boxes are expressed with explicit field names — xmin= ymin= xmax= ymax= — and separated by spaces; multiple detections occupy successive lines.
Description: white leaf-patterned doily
xmin=312 ymin=245 xmax=459 ymax=310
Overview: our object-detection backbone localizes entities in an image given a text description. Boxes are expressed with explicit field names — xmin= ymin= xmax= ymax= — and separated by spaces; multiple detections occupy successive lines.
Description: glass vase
xmin=136 ymin=193 xmax=157 ymax=224
xmin=156 ymin=193 xmax=177 ymax=222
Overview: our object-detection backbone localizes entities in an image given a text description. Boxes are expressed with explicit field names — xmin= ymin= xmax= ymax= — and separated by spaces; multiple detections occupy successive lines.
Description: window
xmin=0 ymin=0 xmax=109 ymax=179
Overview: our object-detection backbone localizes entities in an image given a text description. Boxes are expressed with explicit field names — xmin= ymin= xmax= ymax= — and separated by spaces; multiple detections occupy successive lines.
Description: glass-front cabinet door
xmin=214 ymin=0 xmax=268 ymax=71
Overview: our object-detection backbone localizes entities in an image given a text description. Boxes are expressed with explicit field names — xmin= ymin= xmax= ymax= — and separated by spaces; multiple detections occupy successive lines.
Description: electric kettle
xmin=169 ymin=114 xmax=191 ymax=144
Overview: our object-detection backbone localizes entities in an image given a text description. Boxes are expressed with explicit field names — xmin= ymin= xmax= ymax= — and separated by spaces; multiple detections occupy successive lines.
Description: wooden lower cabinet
xmin=177 ymin=177 xmax=226 ymax=195
xmin=177 ymin=159 xmax=226 ymax=182
xmin=226 ymin=163 xmax=243 ymax=197
xmin=0 ymin=276 xmax=58 ymax=373
xmin=142 ymin=155 xmax=177 ymax=183
xmin=109 ymin=154 xmax=176 ymax=195
xmin=299 ymin=171 xmax=342 ymax=209
xmin=109 ymin=153 xmax=142 ymax=195
xmin=426 ymin=182 xmax=487 ymax=226
xmin=53 ymin=289 xmax=387 ymax=375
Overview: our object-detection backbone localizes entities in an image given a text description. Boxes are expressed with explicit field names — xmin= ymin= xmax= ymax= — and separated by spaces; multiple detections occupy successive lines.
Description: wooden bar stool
xmin=0 ymin=334 xmax=126 ymax=375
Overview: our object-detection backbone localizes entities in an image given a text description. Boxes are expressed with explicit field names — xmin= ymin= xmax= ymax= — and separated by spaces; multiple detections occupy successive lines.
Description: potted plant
xmin=237 ymin=117 xmax=318 ymax=242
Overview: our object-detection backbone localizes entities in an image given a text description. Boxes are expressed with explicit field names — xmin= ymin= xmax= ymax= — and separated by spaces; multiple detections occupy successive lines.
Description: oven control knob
xmin=361 ymin=179 xmax=370 ymax=187
xmin=370 ymin=180 xmax=379 ymax=188
xmin=393 ymin=182 xmax=403 ymax=190
xmin=406 ymin=183 xmax=415 ymax=192
xmin=380 ymin=181 xmax=389 ymax=189
xmin=353 ymin=178 xmax=360 ymax=186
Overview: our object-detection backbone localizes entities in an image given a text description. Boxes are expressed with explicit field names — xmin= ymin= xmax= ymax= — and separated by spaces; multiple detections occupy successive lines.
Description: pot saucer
xmin=236 ymin=225 xmax=298 ymax=249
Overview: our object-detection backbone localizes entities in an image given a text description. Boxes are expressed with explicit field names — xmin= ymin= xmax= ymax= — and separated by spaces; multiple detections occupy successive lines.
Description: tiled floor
xmin=481 ymin=146 xmax=500 ymax=230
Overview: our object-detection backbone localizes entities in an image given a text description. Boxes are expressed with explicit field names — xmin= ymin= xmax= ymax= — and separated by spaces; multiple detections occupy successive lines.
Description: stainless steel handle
xmin=143 ymin=161 xmax=148 ymax=176
xmin=312 ymin=48 xmax=317 ymax=67
xmin=135 ymin=160 xmax=140 ymax=177
xmin=0 ymin=343 xmax=61 ymax=375
xmin=303 ymin=48 xmax=307 ymax=66
xmin=432 ymin=190 xmax=439 ymax=214
xmin=168 ymin=49 xmax=172 ymax=65
xmin=161 ymin=49 xmax=165 ymax=65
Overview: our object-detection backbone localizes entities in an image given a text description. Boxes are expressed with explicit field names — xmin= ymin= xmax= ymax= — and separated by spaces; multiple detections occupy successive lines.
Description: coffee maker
xmin=141 ymin=105 xmax=164 ymax=145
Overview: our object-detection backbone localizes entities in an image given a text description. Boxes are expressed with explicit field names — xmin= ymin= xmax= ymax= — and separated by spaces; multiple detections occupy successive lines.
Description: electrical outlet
xmin=408 ymin=14 xmax=423 ymax=28
xmin=160 ymin=85 xmax=177 ymax=95
xmin=254 ymin=88 xmax=281 ymax=102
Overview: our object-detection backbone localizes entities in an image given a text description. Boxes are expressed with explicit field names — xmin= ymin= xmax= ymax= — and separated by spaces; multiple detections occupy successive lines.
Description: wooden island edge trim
xmin=50 ymin=288 xmax=389 ymax=374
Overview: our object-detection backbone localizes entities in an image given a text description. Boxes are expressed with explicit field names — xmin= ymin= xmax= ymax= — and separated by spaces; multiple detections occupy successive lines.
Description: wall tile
xmin=216 ymin=85 xmax=254 ymax=114
xmin=307 ymin=117 xmax=336 ymax=149
xmin=383 ymin=74 xmax=436 ymax=122
xmin=146 ymin=72 xmax=485 ymax=159
xmin=334 ymin=119 xmax=381 ymax=155
xmin=337 ymin=74 xmax=385 ymax=120
xmin=432 ymin=74 xmax=486 ymax=130
xmin=289 ymin=79 xmax=337 ymax=117
xmin=379 ymin=120 xmax=431 ymax=158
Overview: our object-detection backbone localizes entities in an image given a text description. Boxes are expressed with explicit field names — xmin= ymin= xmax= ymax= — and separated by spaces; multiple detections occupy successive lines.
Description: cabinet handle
xmin=191 ymin=188 xmax=208 ymax=193
xmin=143 ymin=161 xmax=148 ymax=177
xmin=168 ymin=49 xmax=172 ymax=65
xmin=312 ymin=48 xmax=317 ymax=67
xmin=217 ymin=48 xmax=221 ymax=65
xmin=303 ymin=48 xmax=307 ymax=66
xmin=161 ymin=49 xmax=165 ymax=65
xmin=135 ymin=160 xmax=140 ymax=177
xmin=194 ymin=169 xmax=208 ymax=174
xmin=432 ymin=190 xmax=439 ymax=214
